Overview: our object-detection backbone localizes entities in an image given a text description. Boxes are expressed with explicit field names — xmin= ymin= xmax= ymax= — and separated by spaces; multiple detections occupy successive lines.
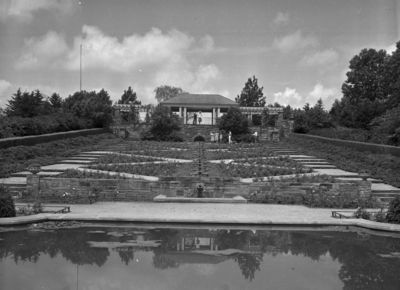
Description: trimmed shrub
xmin=386 ymin=196 xmax=400 ymax=224
xmin=0 ymin=186 xmax=16 ymax=218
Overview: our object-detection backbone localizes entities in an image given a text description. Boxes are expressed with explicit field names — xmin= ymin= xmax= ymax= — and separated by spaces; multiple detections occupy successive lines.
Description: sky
xmin=0 ymin=0 xmax=399 ymax=109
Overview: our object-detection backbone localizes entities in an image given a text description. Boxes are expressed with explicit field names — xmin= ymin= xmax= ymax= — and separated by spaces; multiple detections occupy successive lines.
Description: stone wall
xmin=292 ymin=133 xmax=400 ymax=157
xmin=180 ymin=125 xmax=220 ymax=142
xmin=0 ymin=128 xmax=108 ymax=149
xmin=25 ymin=175 xmax=372 ymax=207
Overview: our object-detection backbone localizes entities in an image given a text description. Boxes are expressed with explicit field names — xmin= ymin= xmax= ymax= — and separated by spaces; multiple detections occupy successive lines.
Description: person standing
xmin=228 ymin=131 xmax=232 ymax=144
xmin=198 ymin=111 xmax=202 ymax=125
xmin=193 ymin=112 xmax=197 ymax=125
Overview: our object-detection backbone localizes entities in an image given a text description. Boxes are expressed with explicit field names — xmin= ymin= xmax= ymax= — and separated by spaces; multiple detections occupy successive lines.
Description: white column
xmin=212 ymin=108 xmax=215 ymax=125
xmin=183 ymin=107 xmax=187 ymax=124
xmin=179 ymin=107 xmax=182 ymax=116
xmin=217 ymin=107 xmax=220 ymax=118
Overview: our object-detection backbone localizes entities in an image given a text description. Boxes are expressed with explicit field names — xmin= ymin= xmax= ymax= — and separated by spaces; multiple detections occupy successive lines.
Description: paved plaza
xmin=1 ymin=202 xmax=400 ymax=234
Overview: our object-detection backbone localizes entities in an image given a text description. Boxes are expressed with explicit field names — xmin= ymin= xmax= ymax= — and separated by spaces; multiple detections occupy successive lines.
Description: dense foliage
xmin=1 ymin=88 xmax=114 ymax=138
xmin=218 ymin=107 xmax=250 ymax=139
xmin=386 ymin=196 xmax=400 ymax=224
xmin=292 ymin=99 xmax=333 ymax=133
xmin=117 ymin=86 xmax=141 ymax=124
xmin=141 ymin=105 xmax=182 ymax=141
xmin=0 ymin=113 xmax=93 ymax=138
xmin=0 ymin=186 xmax=16 ymax=218
xmin=235 ymin=76 xmax=266 ymax=107
xmin=63 ymin=89 xmax=113 ymax=127
xmin=154 ymin=85 xmax=184 ymax=103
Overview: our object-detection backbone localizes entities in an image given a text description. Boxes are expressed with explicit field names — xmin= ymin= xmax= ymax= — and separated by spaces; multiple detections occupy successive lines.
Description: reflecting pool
xmin=0 ymin=224 xmax=399 ymax=290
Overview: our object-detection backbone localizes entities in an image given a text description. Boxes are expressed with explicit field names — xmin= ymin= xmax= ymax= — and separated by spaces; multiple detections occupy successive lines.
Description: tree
xmin=382 ymin=41 xmax=400 ymax=108
xmin=118 ymin=87 xmax=141 ymax=124
xmin=154 ymin=85 xmax=183 ymax=103
xmin=339 ymin=48 xmax=388 ymax=128
xmin=144 ymin=105 xmax=182 ymax=141
xmin=235 ymin=76 xmax=266 ymax=107
xmin=118 ymin=86 xmax=141 ymax=105
xmin=219 ymin=107 xmax=249 ymax=136
xmin=6 ymin=89 xmax=44 ymax=117
xmin=63 ymin=89 xmax=113 ymax=127
xmin=49 ymin=93 xmax=63 ymax=110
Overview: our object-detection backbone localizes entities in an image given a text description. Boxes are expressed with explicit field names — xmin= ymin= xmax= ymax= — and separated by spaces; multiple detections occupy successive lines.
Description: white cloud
xmin=299 ymin=49 xmax=339 ymax=66
xmin=273 ymin=12 xmax=290 ymax=26
xmin=272 ymin=87 xmax=303 ymax=107
xmin=0 ymin=79 xmax=12 ymax=106
xmin=308 ymin=83 xmax=337 ymax=107
xmin=16 ymin=31 xmax=68 ymax=69
xmin=15 ymin=26 xmax=222 ymax=103
xmin=1 ymin=0 xmax=73 ymax=22
xmin=272 ymin=83 xmax=338 ymax=108
xmin=385 ymin=43 xmax=397 ymax=54
xmin=273 ymin=30 xmax=318 ymax=53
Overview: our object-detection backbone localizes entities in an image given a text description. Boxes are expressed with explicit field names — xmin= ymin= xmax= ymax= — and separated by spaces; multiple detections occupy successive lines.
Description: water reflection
xmin=0 ymin=225 xmax=400 ymax=289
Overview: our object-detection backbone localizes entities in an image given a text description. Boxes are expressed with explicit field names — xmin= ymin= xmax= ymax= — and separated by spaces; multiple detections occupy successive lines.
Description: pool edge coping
xmin=1 ymin=214 xmax=400 ymax=233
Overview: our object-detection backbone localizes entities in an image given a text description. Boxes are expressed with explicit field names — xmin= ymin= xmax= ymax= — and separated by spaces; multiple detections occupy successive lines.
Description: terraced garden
xmin=61 ymin=141 xmax=310 ymax=179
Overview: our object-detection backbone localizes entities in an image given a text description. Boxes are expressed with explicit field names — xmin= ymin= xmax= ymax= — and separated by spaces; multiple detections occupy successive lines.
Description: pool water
xmin=0 ymin=224 xmax=399 ymax=290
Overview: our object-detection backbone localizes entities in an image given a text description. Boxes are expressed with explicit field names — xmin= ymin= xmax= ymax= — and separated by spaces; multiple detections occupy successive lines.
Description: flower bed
xmin=92 ymin=154 xmax=161 ymax=164
xmin=89 ymin=162 xmax=182 ymax=176
xmin=59 ymin=169 xmax=128 ymax=179
xmin=212 ymin=162 xmax=309 ymax=178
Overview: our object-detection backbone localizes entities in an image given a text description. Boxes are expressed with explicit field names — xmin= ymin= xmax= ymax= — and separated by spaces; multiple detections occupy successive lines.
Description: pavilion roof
xmin=161 ymin=93 xmax=238 ymax=107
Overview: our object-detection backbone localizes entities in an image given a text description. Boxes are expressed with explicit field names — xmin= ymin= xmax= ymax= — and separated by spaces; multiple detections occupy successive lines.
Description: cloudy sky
xmin=0 ymin=0 xmax=398 ymax=108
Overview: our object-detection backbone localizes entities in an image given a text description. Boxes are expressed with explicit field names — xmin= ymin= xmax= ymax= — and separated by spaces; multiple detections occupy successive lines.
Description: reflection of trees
xmin=235 ymin=253 xmax=263 ymax=281
xmin=0 ymin=228 xmax=110 ymax=267
xmin=152 ymin=253 xmax=179 ymax=269
xmin=329 ymin=237 xmax=400 ymax=290
xmin=1 ymin=226 xmax=400 ymax=288
xmin=148 ymin=229 xmax=180 ymax=269
xmin=117 ymin=247 xmax=134 ymax=265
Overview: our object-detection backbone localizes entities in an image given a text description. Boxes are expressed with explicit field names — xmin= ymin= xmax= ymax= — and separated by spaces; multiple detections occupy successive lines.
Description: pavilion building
xmin=161 ymin=93 xmax=238 ymax=125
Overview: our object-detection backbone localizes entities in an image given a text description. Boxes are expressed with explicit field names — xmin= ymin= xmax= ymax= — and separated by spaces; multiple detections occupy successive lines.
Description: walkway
xmin=1 ymin=202 xmax=400 ymax=233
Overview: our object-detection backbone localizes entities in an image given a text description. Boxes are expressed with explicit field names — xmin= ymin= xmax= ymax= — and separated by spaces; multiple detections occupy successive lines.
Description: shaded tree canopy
xmin=235 ymin=76 xmax=266 ymax=107
xmin=6 ymin=89 xmax=48 ymax=117
xmin=219 ymin=107 xmax=249 ymax=136
xmin=118 ymin=86 xmax=141 ymax=105
xmin=49 ymin=93 xmax=63 ymax=110
xmin=334 ymin=48 xmax=389 ymax=128
xmin=63 ymin=89 xmax=113 ymax=127
xmin=144 ymin=105 xmax=182 ymax=141
xmin=154 ymin=85 xmax=184 ymax=103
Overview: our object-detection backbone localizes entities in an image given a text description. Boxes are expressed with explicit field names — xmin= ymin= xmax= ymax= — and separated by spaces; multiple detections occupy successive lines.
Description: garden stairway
xmin=191 ymin=142 xmax=208 ymax=177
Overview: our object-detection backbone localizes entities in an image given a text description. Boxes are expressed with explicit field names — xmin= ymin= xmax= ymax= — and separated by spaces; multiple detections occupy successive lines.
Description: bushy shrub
xmin=354 ymin=207 xmax=371 ymax=219
xmin=142 ymin=105 xmax=182 ymax=141
xmin=0 ymin=186 xmax=16 ymax=218
xmin=386 ymin=196 xmax=400 ymax=224
xmin=0 ymin=113 xmax=93 ymax=138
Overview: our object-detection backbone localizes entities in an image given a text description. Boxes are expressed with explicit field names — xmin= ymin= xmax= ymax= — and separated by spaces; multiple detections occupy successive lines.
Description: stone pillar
xmin=183 ymin=107 xmax=187 ymax=124
xmin=212 ymin=108 xmax=216 ymax=125
xmin=26 ymin=173 xmax=40 ymax=200
xmin=179 ymin=107 xmax=182 ymax=116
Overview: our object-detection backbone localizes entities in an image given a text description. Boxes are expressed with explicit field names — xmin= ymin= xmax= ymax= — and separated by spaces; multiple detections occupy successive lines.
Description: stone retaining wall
xmin=25 ymin=175 xmax=372 ymax=206
xmin=0 ymin=128 xmax=108 ymax=149
xmin=293 ymin=133 xmax=400 ymax=157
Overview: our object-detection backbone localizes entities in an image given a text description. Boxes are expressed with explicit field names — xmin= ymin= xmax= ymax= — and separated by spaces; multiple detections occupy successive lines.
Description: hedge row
xmin=0 ymin=128 xmax=108 ymax=149
xmin=293 ymin=133 xmax=400 ymax=157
